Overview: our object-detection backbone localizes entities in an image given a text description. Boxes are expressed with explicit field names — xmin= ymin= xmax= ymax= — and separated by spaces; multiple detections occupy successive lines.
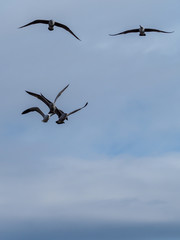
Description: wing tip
xmin=162 ymin=30 xmax=174 ymax=34
xmin=109 ymin=33 xmax=120 ymax=36
xmin=25 ymin=90 xmax=31 ymax=94
xmin=74 ymin=35 xmax=81 ymax=41
xmin=21 ymin=110 xmax=27 ymax=114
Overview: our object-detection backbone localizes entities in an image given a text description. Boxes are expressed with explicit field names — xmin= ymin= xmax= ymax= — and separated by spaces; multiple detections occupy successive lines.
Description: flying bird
xmin=55 ymin=102 xmax=88 ymax=124
xmin=19 ymin=19 xmax=81 ymax=40
xmin=39 ymin=93 xmax=88 ymax=124
xmin=109 ymin=25 xmax=174 ymax=36
xmin=22 ymin=107 xmax=51 ymax=122
xmin=25 ymin=84 xmax=69 ymax=115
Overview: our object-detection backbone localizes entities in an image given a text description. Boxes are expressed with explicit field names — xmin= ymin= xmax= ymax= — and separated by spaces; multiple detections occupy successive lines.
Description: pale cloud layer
xmin=0 ymin=154 xmax=180 ymax=223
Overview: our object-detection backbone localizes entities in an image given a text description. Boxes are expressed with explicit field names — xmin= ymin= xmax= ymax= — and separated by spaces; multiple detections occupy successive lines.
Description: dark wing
xmin=19 ymin=19 xmax=49 ymax=28
xmin=54 ymin=22 xmax=81 ymax=40
xmin=40 ymin=93 xmax=52 ymax=105
xmin=109 ymin=28 xmax=139 ymax=36
xmin=54 ymin=84 xmax=69 ymax=103
xmin=22 ymin=107 xmax=45 ymax=117
xmin=145 ymin=28 xmax=174 ymax=33
xmin=67 ymin=102 xmax=88 ymax=116
xmin=55 ymin=108 xmax=64 ymax=118
xmin=26 ymin=90 xmax=51 ymax=109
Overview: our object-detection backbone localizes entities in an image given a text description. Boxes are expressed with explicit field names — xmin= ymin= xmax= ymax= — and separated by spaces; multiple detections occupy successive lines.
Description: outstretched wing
xmin=19 ymin=19 xmax=49 ymax=28
xmin=26 ymin=90 xmax=51 ymax=109
xmin=22 ymin=107 xmax=45 ymax=117
xmin=145 ymin=28 xmax=174 ymax=33
xmin=40 ymin=93 xmax=52 ymax=104
xmin=54 ymin=22 xmax=81 ymax=40
xmin=109 ymin=28 xmax=139 ymax=36
xmin=67 ymin=102 xmax=88 ymax=116
xmin=54 ymin=84 xmax=69 ymax=103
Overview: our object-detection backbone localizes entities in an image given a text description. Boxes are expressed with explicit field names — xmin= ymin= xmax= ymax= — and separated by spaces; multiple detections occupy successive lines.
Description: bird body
xmin=48 ymin=20 xmax=55 ymax=31
xmin=139 ymin=25 xmax=146 ymax=36
xmin=42 ymin=114 xmax=50 ymax=122
xmin=55 ymin=112 xmax=68 ymax=124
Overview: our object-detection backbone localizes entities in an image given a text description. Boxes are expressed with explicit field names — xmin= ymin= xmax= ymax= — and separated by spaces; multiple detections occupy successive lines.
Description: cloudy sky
xmin=1 ymin=0 xmax=180 ymax=239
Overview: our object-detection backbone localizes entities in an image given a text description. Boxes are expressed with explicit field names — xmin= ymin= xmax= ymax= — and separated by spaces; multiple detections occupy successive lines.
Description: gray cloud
xmin=0 ymin=154 xmax=180 ymax=223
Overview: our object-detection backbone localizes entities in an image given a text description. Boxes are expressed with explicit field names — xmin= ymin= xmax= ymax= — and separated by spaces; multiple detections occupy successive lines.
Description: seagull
xmin=39 ymin=93 xmax=88 ymax=124
xmin=21 ymin=107 xmax=52 ymax=122
xmin=55 ymin=102 xmax=88 ymax=124
xmin=19 ymin=19 xmax=81 ymax=40
xmin=109 ymin=25 xmax=174 ymax=36
xmin=25 ymin=84 xmax=69 ymax=115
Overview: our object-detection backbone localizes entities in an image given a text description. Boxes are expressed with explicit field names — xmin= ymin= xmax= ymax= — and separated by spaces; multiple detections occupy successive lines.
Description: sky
xmin=0 ymin=0 xmax=180 ymax=239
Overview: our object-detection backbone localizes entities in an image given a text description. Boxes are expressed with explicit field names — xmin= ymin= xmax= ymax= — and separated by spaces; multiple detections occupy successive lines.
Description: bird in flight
xmin=19 ymin=19 xmax=81 ymax=40
xmin=25 ymin=84 xmax=69 ymax=115
xmin=109 ymin=25 xmax=174 ymax=36
xmin=22 ymin=107 xmax=52 ymax=122
xmin=55 ymin=102 xmax=88 ymax=124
